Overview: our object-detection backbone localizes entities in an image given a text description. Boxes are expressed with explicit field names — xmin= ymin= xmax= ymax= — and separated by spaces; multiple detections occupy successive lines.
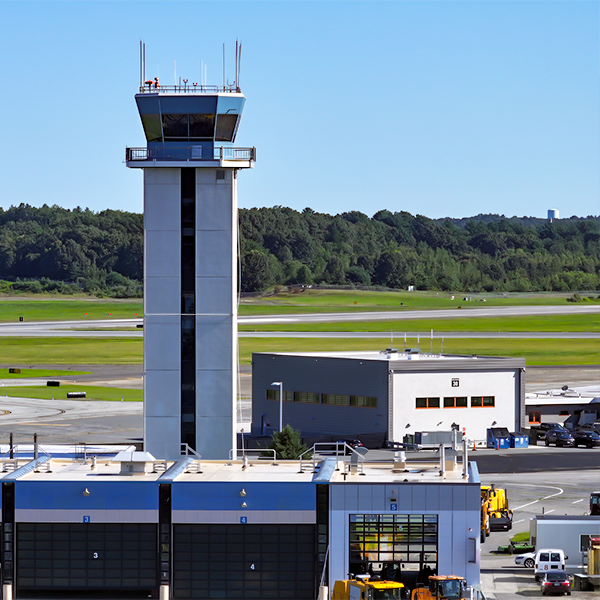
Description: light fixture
xmin=405 ymin=423 xmax=411 ymax=428
xmin=82 ymin=488 xmax=90 ymax=497
xmin=491 ymin=421 xmax=497 ymax=427
xmin=271 ymin=381 xmax=284 ymax=432
xmin=390 ymin=490 xmax=397 ymax=502
xmin=239 ymin=489 xmax=247 ymax=497
xmin=437 ymin=421 xmax=443 ymax=427
xmin=241 ymin=501 xmax=247 ymax=508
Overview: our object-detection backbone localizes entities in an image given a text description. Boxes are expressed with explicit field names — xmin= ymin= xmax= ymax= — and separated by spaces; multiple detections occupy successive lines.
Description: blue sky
xmin=0 ymin=1 xmax=597 ymax=219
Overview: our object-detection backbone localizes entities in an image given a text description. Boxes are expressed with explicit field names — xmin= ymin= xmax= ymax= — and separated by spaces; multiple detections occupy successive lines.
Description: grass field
xmin=0 ymin=336 xmax=597 ymax=366
xmin=0 ymin=338 xmax=143 ymax=364
xmin=0 ymin=298 xmax=143 ymax=323
xmin=0 ymin=368 xmax=92 ymax=379
xmin=0 ymin=385 xmax=141 ymax=402
xmin=240 ymin=314 xmax=598 ymax=333
xmin=1 ymin=290 xmax=596 ymax=323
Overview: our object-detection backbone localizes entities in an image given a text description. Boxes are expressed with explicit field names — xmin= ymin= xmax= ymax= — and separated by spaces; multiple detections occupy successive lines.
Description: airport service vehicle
xmin=572 ymin=429 xmax=600 ymax=448
xmin=482 ymin=485 xmax=513 ymax=532
xmin=591 ymin=491 xmax=600 ymax=515
xmin=534 ymin=549 xmax=568 ymax=581
xmin=539 ymin=571 xmax=571 ymax=596
xmin=480 ymin=488 xmax=490 ymax=543
xmin=411 ymin=576 xmax=468 ymax=600
xmin=515 ymin=551 xmax=536 ymax=568
xmin=544 ymin=429 xmax=575 ymax=447
xmin=332 ymin=576 xmax=405 ymax=600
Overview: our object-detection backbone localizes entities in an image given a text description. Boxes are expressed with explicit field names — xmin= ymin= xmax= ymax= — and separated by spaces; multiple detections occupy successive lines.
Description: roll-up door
xmin=16 ymin=523 xmax=157 ymax=593
xmin=173 ymin=524 xmax=316 ymax=599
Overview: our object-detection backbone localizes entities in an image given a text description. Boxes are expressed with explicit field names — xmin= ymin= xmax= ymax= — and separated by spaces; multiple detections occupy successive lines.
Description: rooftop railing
xmin=126 ymin=146 xmax=256 ymax=162
xmin=138 ymin=84 xmax=241 ymax=94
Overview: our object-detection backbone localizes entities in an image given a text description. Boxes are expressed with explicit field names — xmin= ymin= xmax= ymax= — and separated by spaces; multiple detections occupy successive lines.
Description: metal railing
xmin=180 ymin=443 xmax=202 ymax=473
xmin=227 ymin=448 xmax=278 ymax=465
xmin=126 ymin=146 xmax=256 ymax=162
xmin=138 ymin=84 xmax=240 ymax=95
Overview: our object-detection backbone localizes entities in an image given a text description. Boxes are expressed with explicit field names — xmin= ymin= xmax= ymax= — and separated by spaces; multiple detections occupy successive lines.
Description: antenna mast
xmin=222 ymin=43 xmax=225 ymax=88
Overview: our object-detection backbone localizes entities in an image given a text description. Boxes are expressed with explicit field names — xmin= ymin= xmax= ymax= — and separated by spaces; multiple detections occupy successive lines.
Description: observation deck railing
xmin=126 ymin=146 xmax=256 ymax=162
xmin=138 ymin=84 xmax=241 ymax=94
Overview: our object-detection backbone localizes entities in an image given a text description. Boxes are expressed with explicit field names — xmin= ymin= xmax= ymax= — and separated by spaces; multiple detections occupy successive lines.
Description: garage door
xmin=16 ymin=523 xmax=157 ymax=592
xmin=173 ymin=524 xmax=316 ymax=600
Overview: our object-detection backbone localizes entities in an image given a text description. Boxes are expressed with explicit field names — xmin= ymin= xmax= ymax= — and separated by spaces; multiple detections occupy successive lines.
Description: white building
xmin=252 ymin=350 xmax=525 ymax=444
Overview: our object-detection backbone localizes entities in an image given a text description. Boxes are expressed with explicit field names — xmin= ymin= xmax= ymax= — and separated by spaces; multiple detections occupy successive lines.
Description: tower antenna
xmin=223 ymin=43 xmax=225 ymax=88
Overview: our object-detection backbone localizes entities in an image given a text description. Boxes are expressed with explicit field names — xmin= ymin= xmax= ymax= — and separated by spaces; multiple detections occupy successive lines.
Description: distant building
xmin=548 ymin=208 xmax=559 ymax=221
xmin=251 ymin=350 xmax=525 ymax=443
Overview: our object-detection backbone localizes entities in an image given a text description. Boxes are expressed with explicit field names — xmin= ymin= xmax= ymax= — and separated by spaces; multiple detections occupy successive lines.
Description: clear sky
xmin=0 ymin=1 xmax=597 ymax=220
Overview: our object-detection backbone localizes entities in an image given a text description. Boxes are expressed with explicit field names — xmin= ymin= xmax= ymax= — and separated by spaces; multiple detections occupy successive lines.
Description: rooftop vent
xmin=114 ymin=450 xmax=156 ymax=475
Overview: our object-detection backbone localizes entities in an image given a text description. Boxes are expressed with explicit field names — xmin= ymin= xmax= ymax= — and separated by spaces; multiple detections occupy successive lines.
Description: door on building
xmin=173 ymin=523 xmax=316 ymax=599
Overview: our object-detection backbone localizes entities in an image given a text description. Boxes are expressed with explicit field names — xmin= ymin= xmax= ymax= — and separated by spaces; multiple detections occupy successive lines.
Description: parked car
xmin=572 ymin=429 xmax=600 ymax=448
xmin=531 ymin=422 xmax=567 ymax=440
xmin=337 ymin=439 xmax=364 ymax=454
xmin=544 ymin=429 xmax=575 ymax=447
xmin=577 ymin=422 xmax=600 ymax=434
xmin=539 ymin=571 xmax=571 ymax=596
xmin=515 ymin=551 xmax=536 ymax=568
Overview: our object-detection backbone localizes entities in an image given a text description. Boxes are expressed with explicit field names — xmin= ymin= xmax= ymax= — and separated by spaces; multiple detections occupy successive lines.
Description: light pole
xmin=271 ymin=381 xmax=283 ymax=432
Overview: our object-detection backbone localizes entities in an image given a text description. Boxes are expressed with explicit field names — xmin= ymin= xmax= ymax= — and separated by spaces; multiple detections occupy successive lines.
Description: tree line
xmin=0 ymin=204 xmax=598 ymax=296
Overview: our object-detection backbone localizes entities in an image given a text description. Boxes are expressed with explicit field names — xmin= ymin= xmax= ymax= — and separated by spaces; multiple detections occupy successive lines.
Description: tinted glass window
xmin=162 ymin=114 xmax=188 ymax=138
xmin=551 ymin=553 xmax=561 ymax=561
xmin=141 ymin=114 xmax=162 ymax=142
xmin=189 ymin=114 xmax=215 ymax=139
xmin=215 ymin=114 xmax=239 ymax=141
xmin=539 ymin=553 xmax=549 ymax=561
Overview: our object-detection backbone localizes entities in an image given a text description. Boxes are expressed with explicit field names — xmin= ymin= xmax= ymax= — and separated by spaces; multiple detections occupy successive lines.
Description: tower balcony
xmin=126 ymin=145 xmax=256 ymax=169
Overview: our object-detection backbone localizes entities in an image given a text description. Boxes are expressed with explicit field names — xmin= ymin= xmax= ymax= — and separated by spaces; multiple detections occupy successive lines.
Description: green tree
xmin=267 ymin=425 xmax=311 ymax=460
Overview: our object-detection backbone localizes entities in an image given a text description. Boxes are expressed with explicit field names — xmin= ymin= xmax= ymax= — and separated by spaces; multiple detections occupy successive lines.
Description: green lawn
xmin=0 ymin=338 xmax=143 ymax=364
xmin=0 ymin=298 xmax=143 ymax=323
xmin=0 ymin=368 xmax=92 ymax=379
xmin=240 ymin=314 xmax=598 ymax=333
xmin=0 ymin=290 xmax=595 ymax=323
xmin=0 ymin=336 xmax=596 ymax=367
xmin=239 ymin=338 xmax=599 ymax=366
xmin=0 ymin=385 xmax=141 ymax=402
xmin=238 ymin=289 xmax=597 ymax=315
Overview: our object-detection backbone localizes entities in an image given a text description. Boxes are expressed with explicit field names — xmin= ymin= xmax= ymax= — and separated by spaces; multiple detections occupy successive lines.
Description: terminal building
xmin=251 ymin=350 xmax=526 ymax=444
xmin=0 ymin=445 xmax=481 ymax=600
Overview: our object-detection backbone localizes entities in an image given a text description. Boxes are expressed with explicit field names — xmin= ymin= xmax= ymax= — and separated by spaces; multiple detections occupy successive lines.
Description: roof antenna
xmin=222 ymin=43 xmax=225 ymax=88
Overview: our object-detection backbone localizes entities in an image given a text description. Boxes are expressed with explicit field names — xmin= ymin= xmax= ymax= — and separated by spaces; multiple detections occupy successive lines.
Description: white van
xmin=534 ymin=549 xmax=568 ymax=580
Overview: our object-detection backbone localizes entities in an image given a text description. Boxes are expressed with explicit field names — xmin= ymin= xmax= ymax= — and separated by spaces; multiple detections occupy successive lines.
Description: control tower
xmin=126 ymin=47 xmax=254 ymax=460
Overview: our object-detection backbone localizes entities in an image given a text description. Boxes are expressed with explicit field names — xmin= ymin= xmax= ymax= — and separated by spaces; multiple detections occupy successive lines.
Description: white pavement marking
xmin=510 ymin=483 xmax=564 ymax=510
xmin=544 ymin=509 xmax=555 ymax=514
xmin=572 ymin=499 xmax=584 ymax=504
xmin=513 ymin=519 xmax=525 ymax=524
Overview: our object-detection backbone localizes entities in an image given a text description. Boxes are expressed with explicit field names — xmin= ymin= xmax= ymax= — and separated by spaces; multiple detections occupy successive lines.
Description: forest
xmin=0 ymin=204 xmax=598 ymax=296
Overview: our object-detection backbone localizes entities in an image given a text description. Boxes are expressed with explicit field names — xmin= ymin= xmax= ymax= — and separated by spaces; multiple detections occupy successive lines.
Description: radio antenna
xmin=223 ymin=43 xmax=225 ymax=88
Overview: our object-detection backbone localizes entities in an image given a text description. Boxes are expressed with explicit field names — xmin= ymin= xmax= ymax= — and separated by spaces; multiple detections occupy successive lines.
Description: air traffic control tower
xmin=126 ymin=56 xmax=255 ymax=460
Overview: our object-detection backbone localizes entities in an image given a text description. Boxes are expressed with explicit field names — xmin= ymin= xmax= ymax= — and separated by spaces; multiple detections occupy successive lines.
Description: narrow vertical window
xmin=181 ymin=168 xmax=196 ymax=450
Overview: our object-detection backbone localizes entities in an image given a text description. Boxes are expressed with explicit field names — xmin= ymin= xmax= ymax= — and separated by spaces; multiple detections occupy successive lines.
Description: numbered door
xmin=173 ymin=524 xmax=316 ymax=599
xmin=16 ymin=523 xmax=157 ymax=592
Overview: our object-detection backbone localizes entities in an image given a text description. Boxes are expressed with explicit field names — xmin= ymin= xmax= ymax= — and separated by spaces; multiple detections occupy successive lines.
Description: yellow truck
xmin=481 ymin=487 xmax=491 ymax=543
xmin=411 ymin=575 xmax=468 ymax=600
xmin=482 ymin=484 xmax=513 ymax=532
xmin=332 ymin=577 xmax=405 ymax=600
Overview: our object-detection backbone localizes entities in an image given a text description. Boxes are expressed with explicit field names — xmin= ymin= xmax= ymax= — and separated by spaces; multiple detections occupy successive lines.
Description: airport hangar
xmin=251 ymin=349 xmax=526 ymax=444
xmin=0 ymin=446 xmax=482 ymax=600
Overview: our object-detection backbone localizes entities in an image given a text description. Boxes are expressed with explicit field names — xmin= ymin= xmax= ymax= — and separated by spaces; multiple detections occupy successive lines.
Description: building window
xmin=416 ymin=397 xmax=440 ymax=409
xmin=293 ymin=392 xmax=320 ymax=404
xmin=350 ymin=396 xmax=377 ymax=408
xmin=267 ymin=389 xmax=293 ymax=402
xmin=471 ymin=396 xmax=495 ymax=407
xmin=443 ymin=397 xmax=467 ymax=408
xmin=349 ymin=514 xmax=438 ymax=577
xmin=322 ymin=394 xmax=349 ymax=406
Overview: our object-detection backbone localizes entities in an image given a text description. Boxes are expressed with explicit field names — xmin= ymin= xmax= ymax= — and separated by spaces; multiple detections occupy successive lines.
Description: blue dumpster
xmin=487 ymin=427 xmax=511 ymax=449
xmin=510 ymin=432 xmax=529 ymax=448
